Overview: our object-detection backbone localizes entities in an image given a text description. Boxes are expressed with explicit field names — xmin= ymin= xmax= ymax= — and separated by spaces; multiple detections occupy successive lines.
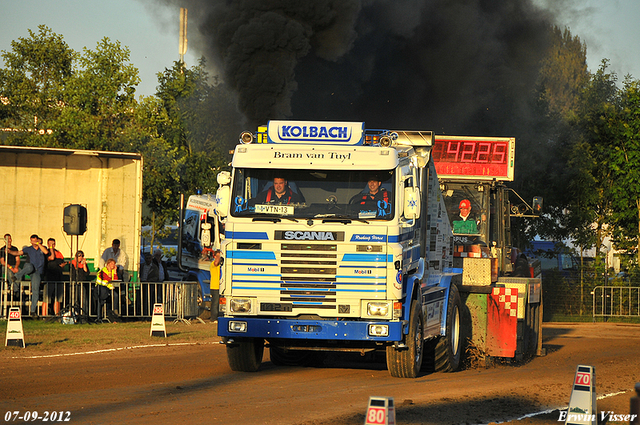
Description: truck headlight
xmin=366 ymin=301 xmax=390 ymax=317
xmin=368 ymin=324 xmax=389 ymax=337
xmin=229 ymin=321 xmax=247 ymax=332
xmin=230 ymin=298 xmax=253 ymax=313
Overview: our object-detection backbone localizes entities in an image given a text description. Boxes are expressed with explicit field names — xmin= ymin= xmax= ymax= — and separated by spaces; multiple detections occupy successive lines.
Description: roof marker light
xmin=239 ymin=131 xmax=254 ymax=144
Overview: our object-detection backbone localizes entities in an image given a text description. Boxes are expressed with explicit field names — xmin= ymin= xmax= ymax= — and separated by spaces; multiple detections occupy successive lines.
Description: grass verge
xmin=0 ymin=318 xmax=220 ymax=357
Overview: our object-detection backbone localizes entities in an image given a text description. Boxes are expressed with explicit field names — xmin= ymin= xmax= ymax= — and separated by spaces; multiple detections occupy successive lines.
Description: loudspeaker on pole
xmin=63 ymin=204 xmax=87 ymax=236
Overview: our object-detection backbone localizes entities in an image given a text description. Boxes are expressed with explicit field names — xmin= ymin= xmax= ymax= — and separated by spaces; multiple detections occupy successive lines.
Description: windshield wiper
xmin=252 ymin=216 xmax=299 ymax=223
xmin=313 ymin=213 xmax=369 ymax=224
xmin=253 ymin=217 xmax=280 ymax=223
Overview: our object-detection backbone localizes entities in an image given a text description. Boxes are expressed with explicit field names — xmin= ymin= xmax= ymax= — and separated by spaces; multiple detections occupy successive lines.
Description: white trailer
xmin=0 ymin=146 xmax=143 ymax=280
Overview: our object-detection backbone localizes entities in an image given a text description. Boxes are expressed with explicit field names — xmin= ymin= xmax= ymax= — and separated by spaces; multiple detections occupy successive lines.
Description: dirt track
xmin=1 ymin=322 xmax=639 ymax=425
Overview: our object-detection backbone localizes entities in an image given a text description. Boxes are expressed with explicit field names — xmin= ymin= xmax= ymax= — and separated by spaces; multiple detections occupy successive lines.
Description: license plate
xmin=255 ymin=204 xmax=294 ymax=215
xmin=260 ymin=302 xmax=293 ymax=312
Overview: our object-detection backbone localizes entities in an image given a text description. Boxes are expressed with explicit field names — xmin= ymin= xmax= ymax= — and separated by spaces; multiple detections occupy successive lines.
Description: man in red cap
xmin=452 ymin=199 xmax=479 ymax=234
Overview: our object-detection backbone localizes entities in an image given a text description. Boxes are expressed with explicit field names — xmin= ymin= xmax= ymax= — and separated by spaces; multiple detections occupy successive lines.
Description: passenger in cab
xmin=350 ymin=175 xmax=391 ymax=216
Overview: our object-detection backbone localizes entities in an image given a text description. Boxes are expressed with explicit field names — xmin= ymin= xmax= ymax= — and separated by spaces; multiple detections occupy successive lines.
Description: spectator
xmin=94 ymin=258 xmax=119 ymax=321
xmin=10 ymin=234 xmax=49 ymax=318
xmin=153 ymin=249 xmax=167 ymax=282
xmin=70 ymin=250 xmax=91 ymax=317
xmin=140 ymin=252 xmax=159 ymax=282
xmin=70 ymin=250 xmax=90 ymax=282
xmin=45 ymin=238 xmax=66 ymax=314
xmin=209 ymin=249 xmax=222 ymax=323
xmin=1 ymin=234 xmax=21 ymax=297
xmin=99 ymin=239 xmax=128 ymax=280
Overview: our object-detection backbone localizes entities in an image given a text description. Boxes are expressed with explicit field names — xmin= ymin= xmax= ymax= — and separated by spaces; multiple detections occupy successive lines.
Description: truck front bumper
xmin=218 ymin=317 xmax=404 ymax=342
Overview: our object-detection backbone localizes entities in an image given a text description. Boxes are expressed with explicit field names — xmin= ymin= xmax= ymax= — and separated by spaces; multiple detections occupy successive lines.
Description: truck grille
xmin=230 ymin=239 xmax=388 ymax=314
xmin=280 ymin=243 xmax=338 ymax=309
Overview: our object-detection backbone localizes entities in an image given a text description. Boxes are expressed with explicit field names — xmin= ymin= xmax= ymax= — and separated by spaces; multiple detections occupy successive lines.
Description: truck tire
xmin=226 ymin=338 xmax=264 ymax=372
xmin=386 ymin=299 xmax=424 ymax=378
xmin=434 ymin=284 xmax=462 ymax=372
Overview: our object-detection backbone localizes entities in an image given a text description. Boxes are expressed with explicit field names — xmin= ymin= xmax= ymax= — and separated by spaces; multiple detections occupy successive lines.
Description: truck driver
xmin=452 ymin=199 xmax=479 ymax=234
xmin=255 ymin=177 xmax=304 ymax=205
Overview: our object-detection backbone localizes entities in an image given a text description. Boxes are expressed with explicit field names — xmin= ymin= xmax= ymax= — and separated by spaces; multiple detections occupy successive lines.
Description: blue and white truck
xmin=179 ymin=121 xmax=543 ymax=377
xmin=180 ymin=120 xmax=461 ymax=378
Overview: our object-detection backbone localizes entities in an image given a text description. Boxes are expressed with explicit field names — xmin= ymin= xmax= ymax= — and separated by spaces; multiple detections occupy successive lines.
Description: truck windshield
xmin=231 ymin=168 xmax=395 ymax=220
xmin=442 ymin=183 xmax=488 ymax=239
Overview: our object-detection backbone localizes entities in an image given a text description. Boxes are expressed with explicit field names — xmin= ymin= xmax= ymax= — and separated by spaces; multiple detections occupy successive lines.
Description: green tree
xmin=57 ymin=38 xmax=141 ymax=151
xmin=607 ymin=77 xmax=640 ymax=266
xmin=537 ymin=27 xmax=589 ymax=120
xmin=518 ymin=26 xmax=589 ymax=244
xmin=155 ymin=59 xmax=238 ymax=196
xmin=570 ymin=61 xmax=620 ymax=259
xmin=0 ymin=25 xmax=74 ymax=144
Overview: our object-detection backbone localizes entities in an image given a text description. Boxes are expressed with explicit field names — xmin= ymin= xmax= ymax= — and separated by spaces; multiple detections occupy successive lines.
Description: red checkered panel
xmin=492 ymin=287 xmax=518 ymax=317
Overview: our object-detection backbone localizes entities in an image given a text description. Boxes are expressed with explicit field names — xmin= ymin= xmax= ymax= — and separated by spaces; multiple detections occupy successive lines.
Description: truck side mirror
xmin=215 ymin=171 xmax=231 ymax=218
xmin=201 ymin=222 xmax=212 ymax=247
xmin=532 ymin=196 xmax=543 ymax=215
xmin=217 ymin=171 xmax=231 ymax=185
xmin=404 ymin=187 xmax=421 ymax=220
xmin=215 ymin=186 xmax=230 ymax=218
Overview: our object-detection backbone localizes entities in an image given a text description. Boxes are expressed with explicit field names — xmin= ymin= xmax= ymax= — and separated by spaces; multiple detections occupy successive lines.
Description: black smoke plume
xmin=157 ymin=0 xmax=554 ymax=135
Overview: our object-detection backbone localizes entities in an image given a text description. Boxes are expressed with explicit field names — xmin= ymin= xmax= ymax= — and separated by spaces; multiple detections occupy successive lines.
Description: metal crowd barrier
xmin=592 ymin=285 xmax=640 ymax=318
xmin=1 ymin=279 xmax=200 ymax=321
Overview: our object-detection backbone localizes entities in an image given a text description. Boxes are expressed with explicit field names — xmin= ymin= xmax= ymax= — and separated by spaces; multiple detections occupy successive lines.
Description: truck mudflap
xmin=218 ymin=317 xmax=404 ymax=341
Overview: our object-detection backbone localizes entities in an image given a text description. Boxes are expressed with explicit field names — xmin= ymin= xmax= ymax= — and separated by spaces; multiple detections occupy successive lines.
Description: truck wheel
xmin=434 ymin=285 xmax=462 ymax=372
xmin=226 ymin=338 xmax=264 ymax=372
xmin=386 ymin=299 xmax=424 ymax=378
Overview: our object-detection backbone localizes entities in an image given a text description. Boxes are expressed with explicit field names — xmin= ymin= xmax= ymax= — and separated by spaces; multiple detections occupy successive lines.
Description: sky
xmin=1 ymin=0 xmax=639 ymax=98
xmin=536 ymin=0 xmax=640 ymax=80
xmin=0 ymin=0 xmax=198 ymax=97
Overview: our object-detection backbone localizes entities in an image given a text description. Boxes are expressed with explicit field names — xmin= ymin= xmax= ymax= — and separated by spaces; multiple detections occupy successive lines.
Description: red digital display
xmin=433 ymin=136 xmax=515 ymax=181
